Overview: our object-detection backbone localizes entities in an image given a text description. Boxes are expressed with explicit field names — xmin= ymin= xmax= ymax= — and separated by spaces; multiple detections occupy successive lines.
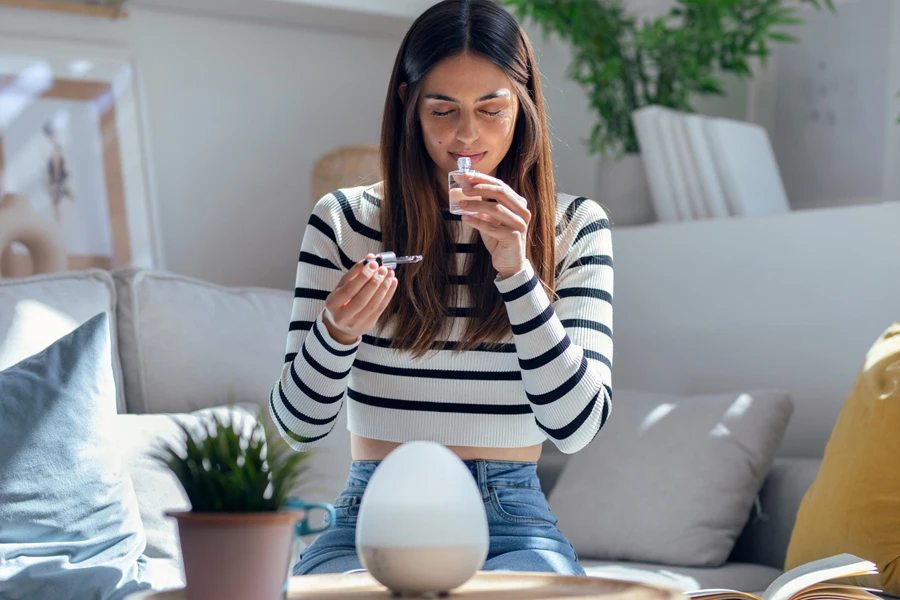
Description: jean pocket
xmin=333 ymin=485 xmax=366 ymax=526
xmin=488 ymin=484 xmax=559 ymax=527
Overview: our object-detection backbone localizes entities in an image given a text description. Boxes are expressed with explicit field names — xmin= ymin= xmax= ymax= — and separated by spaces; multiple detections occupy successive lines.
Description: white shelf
xmin=130 ymin=0 xmax=434 ymax=36
xmin=272 ymin=0 xmax=435 ymax=19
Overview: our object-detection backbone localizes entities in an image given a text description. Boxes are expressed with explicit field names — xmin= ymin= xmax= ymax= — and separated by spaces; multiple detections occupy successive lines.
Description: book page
xmin=793 ymin=584 xmax=882 ymax=600
xmin=762 ymin=554 xmax=878 ymax=600
xmin=685 ymin=589 xmax=760 ymax=600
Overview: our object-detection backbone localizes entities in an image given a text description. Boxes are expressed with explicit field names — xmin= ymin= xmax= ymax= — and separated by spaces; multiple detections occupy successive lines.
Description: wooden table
xmin=128 ymin=571 xmax=687 ymax=600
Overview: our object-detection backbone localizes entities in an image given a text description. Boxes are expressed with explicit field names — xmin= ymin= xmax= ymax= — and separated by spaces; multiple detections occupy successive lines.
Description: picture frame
xmin=0 ymin=35 xmax=163 ymax=277
xmin=0 ymin=1 xmax=128 ymax=20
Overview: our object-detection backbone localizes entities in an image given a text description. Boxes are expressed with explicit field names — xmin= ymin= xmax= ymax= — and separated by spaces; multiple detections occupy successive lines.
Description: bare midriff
xmin=351 ymin=433 xmax=542 ymax=462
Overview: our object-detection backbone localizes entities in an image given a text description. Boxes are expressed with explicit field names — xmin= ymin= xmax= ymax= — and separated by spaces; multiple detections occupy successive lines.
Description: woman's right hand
xmin=323 ymin=254 xmax=398 ymax=345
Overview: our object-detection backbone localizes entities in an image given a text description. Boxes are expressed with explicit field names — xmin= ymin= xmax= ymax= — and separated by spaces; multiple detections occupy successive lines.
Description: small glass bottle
xmin=448 ymin=156 xmax=481 ymax=215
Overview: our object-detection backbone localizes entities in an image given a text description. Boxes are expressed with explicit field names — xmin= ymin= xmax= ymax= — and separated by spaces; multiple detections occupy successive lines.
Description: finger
xmin=378 ymin=275 xmax=399 ymax=311
xmin=461 ymin=212 xmax=505 ymax=237
xmin=463 ymin=170 xmax=503 ymax=186
xmin=470 ymin=182 xmax=530 ymax=218
xmin=336 ymin=253 xmax=375 ymax=287
xmin=462 ymin=171 xmax=521 ymax=203
xmin=458 ymin=199 xmax=526 ymax=231
xmin=327 ymin=258 xmax=378 ymax=311
xmin=339 ymin=265 xmax=389 ymax=320
xmin=357 ymin=270 xmax=396 ymax=323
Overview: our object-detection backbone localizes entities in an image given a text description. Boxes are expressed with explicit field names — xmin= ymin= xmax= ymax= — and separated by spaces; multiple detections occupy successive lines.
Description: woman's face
xmin=414 ymin=53 xmax=519 ymax=179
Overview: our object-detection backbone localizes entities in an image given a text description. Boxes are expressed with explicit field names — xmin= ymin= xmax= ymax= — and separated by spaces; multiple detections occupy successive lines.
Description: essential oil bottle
xmin=448 ymin=156 xmax=481 ymax=215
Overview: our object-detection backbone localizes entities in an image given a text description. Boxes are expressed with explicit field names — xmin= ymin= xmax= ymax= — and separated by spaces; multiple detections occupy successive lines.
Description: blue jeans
xmin=293 ymin=459 xmax=584 ymax=576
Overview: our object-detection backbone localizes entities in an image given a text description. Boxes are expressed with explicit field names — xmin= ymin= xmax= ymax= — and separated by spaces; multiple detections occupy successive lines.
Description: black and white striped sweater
xmin=270 ymin=185 xmax=613 ymax=455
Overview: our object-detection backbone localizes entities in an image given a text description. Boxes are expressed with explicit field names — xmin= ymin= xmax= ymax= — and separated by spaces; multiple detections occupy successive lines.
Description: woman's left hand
xmin=458 ymin=171 xmax=531 ymax=279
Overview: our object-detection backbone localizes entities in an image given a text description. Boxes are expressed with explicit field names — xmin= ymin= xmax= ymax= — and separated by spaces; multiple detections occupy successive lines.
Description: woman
xmin=271 ymin=0 xmax=613 ymax=576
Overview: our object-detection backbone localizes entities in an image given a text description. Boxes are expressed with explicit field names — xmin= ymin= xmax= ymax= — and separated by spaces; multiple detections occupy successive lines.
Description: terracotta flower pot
xmin=168 ymin=510 xmax=304 ymax=600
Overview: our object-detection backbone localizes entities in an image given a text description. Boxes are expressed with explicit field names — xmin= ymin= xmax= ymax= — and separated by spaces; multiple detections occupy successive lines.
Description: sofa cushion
xmin=729 ymin=457 xmax=821 ymax=570
xmin=0 ymin=268 xmax=126 ymax=412
xmin=549 ymin=389 xmax=793 ymax=568
xmin=114 ymin=404 xmax=260 ymax=591
xmin=580 ymin=560 xmax=782 ymax=594
xmin=0 ymin=313 xmax=151 ymax=600
xmin=785 ymin=322 xmax=900 ymax=595
xmin=112 ymin=268 xmax=293 ymax=414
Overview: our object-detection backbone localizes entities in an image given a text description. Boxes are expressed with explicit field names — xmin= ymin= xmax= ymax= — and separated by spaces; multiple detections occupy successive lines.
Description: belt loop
xmin=477 ymin=460 xmax=489 ymax=498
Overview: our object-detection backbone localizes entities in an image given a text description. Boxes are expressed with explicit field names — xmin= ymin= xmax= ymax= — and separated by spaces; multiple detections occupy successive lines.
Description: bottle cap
xmin=457 ymin=156 xmax=471 ymax=171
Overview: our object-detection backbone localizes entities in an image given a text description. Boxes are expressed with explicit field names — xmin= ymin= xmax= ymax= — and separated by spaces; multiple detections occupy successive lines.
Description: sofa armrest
xmin=729 ymin=457 xmax=821 ymax=570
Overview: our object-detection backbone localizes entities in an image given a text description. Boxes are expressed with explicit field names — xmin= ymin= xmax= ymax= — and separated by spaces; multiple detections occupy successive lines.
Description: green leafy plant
xmin=155 ymin=407 xmax=312 ymax=512
xmin=502 ymin=0 xmax=836 ymax=155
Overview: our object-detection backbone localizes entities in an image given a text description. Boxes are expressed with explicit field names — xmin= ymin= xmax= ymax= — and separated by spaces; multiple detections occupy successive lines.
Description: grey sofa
xmin=2 ymin=200 xmax=897 ymax=594
xmin=0 ymin=263 xmax=833 ymax=595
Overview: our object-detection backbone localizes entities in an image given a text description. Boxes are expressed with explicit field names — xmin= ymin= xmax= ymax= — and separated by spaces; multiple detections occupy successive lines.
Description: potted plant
xmin=156 ymin=407 xmax=334 ymax=600
xmin=501 ymin=0 xmax=835 ymax=224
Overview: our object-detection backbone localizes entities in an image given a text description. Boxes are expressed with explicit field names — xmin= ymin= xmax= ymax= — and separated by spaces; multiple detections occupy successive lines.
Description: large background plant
xmin=501 ymin=0 xmax=835 ymax=156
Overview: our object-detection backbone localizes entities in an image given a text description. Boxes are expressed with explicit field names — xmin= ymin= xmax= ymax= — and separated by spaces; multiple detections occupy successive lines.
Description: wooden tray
xmin=129 ymin=571 xmax=686 ymax=600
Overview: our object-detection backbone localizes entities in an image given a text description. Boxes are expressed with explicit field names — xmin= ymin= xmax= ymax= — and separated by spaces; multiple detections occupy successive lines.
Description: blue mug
xmin=282 ymin=497 xmax=335 ymax=591
xmin=282 ymin=497 xmax=336 ymax=536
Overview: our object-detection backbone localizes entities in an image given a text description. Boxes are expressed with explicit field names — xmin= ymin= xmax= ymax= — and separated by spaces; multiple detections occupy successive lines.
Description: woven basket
xmin=311 ymin=144 xmax=381 ymax=207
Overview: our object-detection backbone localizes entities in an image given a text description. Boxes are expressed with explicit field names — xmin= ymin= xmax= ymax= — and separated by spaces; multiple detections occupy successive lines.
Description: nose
xmin=456 ymin=111 xmax=478 ymax=145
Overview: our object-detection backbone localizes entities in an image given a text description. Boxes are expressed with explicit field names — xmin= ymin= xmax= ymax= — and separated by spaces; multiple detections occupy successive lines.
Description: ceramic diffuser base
xmin=358 ymin=546 xmax=487 ymax=596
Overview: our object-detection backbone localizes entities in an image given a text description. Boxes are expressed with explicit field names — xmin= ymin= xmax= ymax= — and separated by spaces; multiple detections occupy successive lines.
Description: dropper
xmin=363 ymin=252 xmax=423 ymax=269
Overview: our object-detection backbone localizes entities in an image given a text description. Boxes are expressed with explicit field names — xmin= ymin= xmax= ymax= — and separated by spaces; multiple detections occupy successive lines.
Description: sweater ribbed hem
xmin=347 ymin=398 xmax=547 ymax=448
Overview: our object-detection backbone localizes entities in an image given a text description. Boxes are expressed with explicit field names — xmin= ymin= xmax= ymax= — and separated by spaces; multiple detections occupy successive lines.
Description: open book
xmin=687 ymin=554 xmax=880 ymax=600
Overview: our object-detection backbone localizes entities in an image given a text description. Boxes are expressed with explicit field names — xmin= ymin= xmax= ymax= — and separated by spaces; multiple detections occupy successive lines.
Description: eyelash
xmin=430 ymin=109 xmax=503 ymax=117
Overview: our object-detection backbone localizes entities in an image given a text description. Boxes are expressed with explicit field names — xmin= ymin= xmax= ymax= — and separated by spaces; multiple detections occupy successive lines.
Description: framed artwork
xmin=0 ymin=1 xmax=128 ymax=19
xmin=0 ymin=35 xmax=162 ymax=277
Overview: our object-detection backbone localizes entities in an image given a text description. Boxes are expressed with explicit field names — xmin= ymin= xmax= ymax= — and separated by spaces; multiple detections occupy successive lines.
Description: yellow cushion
xmin=785 ymin=322 xmax=900 ymax=594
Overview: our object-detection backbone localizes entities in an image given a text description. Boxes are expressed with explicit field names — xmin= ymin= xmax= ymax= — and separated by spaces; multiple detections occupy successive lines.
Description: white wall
xmin=0 ymin=5 xmax=401 ymax=290
xmin=749 ymin=0 xmax=900 ymax=209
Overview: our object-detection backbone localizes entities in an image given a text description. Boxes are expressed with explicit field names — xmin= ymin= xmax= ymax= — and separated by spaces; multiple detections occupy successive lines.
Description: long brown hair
xmin=378 ymin=0 xmax=556 ymax=357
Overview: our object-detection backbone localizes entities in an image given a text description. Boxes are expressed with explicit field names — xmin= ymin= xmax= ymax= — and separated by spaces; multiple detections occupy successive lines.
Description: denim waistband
xmin=346 ymin=459 xmax=542 ymax=496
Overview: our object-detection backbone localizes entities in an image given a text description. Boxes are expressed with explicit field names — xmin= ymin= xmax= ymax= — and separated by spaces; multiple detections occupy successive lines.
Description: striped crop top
xmin=269 ymin=184 xmax=613 ymax=454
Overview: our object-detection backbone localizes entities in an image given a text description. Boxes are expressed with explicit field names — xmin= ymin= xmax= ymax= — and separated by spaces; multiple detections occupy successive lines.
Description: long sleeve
xmin=269 ymin=195 xmax=360 ymax=451
xmin=495 ymin=200 xmax=613 ymax=454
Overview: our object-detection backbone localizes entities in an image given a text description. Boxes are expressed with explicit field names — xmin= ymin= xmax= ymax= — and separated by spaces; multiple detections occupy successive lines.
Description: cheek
xmin=494 ymin=114 xmax=516 ymax=146
xmin=421 ymin=118 xmax=452 ymax=147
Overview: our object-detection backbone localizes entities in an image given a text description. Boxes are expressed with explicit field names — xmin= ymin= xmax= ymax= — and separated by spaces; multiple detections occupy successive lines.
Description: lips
xmin=450 ymin=152 xmax=487 ymax=166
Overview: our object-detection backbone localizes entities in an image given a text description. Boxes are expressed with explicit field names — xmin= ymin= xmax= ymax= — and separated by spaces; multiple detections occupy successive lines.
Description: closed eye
xmin=429 ymin=109 xmax=503 ymax=117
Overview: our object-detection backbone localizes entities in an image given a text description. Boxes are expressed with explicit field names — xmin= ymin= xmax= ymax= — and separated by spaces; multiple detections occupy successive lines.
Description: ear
xmin=398 ymin=82 xmax=407 ymax=103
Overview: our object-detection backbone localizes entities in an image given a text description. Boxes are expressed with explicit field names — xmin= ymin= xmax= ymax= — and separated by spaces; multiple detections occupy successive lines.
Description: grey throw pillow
xmin=0 ymin=313 xmax=152 ymax=599
xmin=548 ymin=389 xmax=793 ymax=567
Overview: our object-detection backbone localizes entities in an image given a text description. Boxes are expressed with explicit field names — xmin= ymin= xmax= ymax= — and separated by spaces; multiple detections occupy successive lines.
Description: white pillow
xmin=0 ymin=269 xmax=126 ymax=412
xmin=112 ymin=268 xmax=293 ymax=414
xmin=548 ymin=389 xmax=793 ymax=567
